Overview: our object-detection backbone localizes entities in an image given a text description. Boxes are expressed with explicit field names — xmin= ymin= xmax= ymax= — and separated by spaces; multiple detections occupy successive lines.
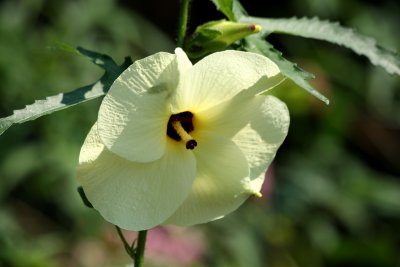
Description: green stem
xmin=115 ymin=226 xmax=135 ymax=258
xmin=134 ymin=230 xmax=148 ymax=267
xmin=115 ymin=226 xmax=148 ymax=266
xmin=177 ymin=0 xmax=191 ymax=47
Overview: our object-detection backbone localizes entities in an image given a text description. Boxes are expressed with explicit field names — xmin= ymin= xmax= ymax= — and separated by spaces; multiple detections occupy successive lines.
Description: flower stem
xmin=115 ymin=226 xmax=148 ymax=266
xmin=115 ymin=226 xmax=135 ymax=258
xmin=134 ymin=230 xmax=148 ymax=267
xmin=177 ymin=0 xmax=191 ymax=47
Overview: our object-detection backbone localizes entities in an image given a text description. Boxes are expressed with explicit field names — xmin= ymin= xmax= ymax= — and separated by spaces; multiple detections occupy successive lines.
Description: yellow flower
xmin=77 ymin=48 xmax=289 ymax=231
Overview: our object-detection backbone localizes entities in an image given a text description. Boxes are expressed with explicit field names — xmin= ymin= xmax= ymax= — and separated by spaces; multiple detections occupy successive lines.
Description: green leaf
xmin=231 ymin=0 xmax=247 ymax=21
xmin=244 ymin=35 xmax=329 ymax=104
xmin=0 ymin=48 xmax=132 ymax=136
xmin=240 ymin=16 xmax=400 ymax=76
xmin=211 ymin=0 xmax=235 ymax=21
xmin=211 ymin=0 xmax=328 ymax=103
xmin=211 ymin=0 xmax=248 ymax=22
xmin=211 ymin=0 xmax=399 ymax=103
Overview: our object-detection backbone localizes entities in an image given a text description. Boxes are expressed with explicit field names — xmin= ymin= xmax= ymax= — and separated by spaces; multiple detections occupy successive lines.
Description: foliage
xmin=241 ymin=16 xmax=400 ymax=76
xmin=0 ymin=47 xmax=132 ymax=135
xmin=0 ymin=0 xmax=399 ymax=266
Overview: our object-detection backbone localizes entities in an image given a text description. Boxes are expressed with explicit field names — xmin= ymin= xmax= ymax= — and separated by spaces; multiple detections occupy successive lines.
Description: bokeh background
xmin=0 ymin=0 xmax=399 ymax=266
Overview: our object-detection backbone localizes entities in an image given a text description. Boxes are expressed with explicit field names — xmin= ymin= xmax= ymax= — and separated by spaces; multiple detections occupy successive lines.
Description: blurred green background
xmin=0 ymin=0 xmax=399 ymax=266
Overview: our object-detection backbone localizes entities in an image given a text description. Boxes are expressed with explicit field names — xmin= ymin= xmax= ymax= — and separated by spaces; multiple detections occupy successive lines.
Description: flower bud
xmin=186 ymin=20 xmax=261 ymax=59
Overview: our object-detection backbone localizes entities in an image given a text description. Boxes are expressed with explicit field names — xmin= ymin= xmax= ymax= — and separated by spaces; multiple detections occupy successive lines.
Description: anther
xmin=253 ymin=192 xmax=263 ymax=198
xmin=172 ymin=120 xmax=198 ymax=150
xmin=249 ymin=24 xmax=262 ymax=33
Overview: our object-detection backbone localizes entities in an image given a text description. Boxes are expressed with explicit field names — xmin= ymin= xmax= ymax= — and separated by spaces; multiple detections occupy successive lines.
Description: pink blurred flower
xmin=124 ymin=226 xmax=205 ymax=266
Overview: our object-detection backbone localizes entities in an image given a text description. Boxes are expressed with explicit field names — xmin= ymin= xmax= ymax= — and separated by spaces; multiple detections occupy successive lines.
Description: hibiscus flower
xmin=77 ymin=48 xmax=289 ymax=231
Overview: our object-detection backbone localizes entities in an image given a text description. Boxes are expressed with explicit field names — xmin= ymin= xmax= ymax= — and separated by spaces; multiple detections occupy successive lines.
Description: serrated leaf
xmin=211 ymin=0 xmax=248 ymax=22
xmin=0 ymin=48 xmax=132 ymax=135
xmin=76 ymin=46 xmax=121 ymax=71
xmin=50 ymin=44 xmax=120 ymax=71
xmin=210 ymin=0 xmax=243 ymax=20
xmin=211 ymin=0 xmax=328 ymax=103
xmin=244 ymin=35 xmax=329 ymax=104
xmin=211 ymin=0 xmax=235 ymax=21
xmin=240 ymin=16 xmax=400 ymax=76
xmin=231 ymin=0 xmax=247 ymax=20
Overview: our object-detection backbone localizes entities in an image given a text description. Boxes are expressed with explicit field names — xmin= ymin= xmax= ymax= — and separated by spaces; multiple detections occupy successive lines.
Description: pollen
xmin=249 ymin=24 xmax=262 ymax=33
xmin=167 ymin=111 xmax=197 ymax=150
xmin=253 ymin=192 xmax=263 ymax=198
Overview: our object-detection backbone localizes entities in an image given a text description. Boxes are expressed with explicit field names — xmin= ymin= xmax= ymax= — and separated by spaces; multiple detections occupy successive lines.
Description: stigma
xmin=167 ymin=111 xmax=197 ymax=150
xmin=172 ymin=121 xmax=197 ymax=150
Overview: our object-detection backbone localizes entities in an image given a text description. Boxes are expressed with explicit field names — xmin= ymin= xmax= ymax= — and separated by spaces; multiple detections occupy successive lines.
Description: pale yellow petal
xmin=171 ymin=50 xmax=282 ymax=113
xmin=164 ymin=131 xmax=250 ymax=226
xmin=77 ymin=123 xmax=196 ymax=231
xmin=174 ymin=47 xmax=192 ymax=75
xmin=195 ymin=95 xmax=263 ymax=138
xmin=98 ymin=52 xmax=177 ymax=162
xmin=232 ymin=95 xmax=289 ymax=194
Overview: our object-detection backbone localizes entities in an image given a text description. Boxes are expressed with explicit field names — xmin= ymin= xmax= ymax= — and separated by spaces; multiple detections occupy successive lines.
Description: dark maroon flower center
xmin=167 ymin=111 xmax=197 ymax=150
